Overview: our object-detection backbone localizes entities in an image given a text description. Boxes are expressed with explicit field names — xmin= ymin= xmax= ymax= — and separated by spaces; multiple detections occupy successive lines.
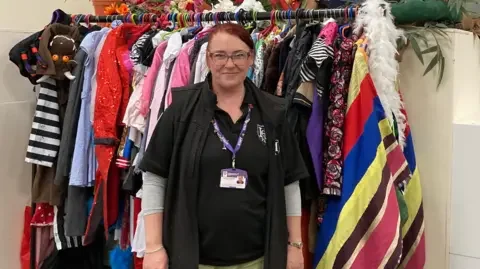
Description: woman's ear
xmin=206 ymin=59 xmax=210 ymax=69
xmin=249 ymin=51 xmax=255 ymax=66
xmin=206 ymin=53 xmax=212 ymax=70
xmin=248 ymin=57 xmax=254 ymax=68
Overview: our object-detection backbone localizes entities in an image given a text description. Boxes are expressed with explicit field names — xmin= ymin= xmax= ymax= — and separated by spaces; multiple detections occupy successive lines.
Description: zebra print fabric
xmin=25 ymin=77 xmax=61 ymax=167
xmin=130 ymin=32 xmax=152 ymax=66
xmin=299 ymin=38 xmax=334 ymax=97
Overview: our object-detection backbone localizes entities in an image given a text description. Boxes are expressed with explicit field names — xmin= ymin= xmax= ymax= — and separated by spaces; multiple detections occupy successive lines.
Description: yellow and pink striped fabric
xmin=313 ymin=38 xmax=426 ymax=269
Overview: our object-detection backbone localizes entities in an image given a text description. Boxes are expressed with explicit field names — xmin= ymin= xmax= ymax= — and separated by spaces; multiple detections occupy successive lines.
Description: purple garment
xmin=306 ymin=88 xmax=326 ymax=190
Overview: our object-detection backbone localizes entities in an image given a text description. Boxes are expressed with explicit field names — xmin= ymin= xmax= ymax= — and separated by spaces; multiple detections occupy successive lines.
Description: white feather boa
xmin=354 ymin=0 xmax=407 ymax=147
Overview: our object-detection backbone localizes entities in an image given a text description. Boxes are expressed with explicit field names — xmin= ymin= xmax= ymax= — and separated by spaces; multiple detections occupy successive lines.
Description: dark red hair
xmin=207 ymin=23 xmax=254 ymax=50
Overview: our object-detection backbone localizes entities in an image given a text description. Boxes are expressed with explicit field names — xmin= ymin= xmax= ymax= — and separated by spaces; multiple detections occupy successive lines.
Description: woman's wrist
xmin=145 ymin=245 xmax=165 ymax=254
xmin=287 ymin=241 xmax=303 ymax=250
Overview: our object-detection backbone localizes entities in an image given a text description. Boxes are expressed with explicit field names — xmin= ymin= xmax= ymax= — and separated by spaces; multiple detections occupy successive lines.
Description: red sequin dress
xmin=84 ymin=23 xmax=150 ymax=245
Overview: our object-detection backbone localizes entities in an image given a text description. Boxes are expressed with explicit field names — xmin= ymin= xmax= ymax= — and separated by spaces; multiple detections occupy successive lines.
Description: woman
xmin=140 ymin=23 xmax=308 ymax=269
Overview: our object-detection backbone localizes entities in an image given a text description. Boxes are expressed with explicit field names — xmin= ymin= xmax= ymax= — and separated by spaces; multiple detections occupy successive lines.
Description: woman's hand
xmin=143 ymin=248 xmax=168 ymax=269
xmin=287 ymin=246 xmax=304 ymax=269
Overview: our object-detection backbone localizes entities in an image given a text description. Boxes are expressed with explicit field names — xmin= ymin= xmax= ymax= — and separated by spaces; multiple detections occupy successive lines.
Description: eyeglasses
xmin=208 ymin=51 xmax=251 ymax=66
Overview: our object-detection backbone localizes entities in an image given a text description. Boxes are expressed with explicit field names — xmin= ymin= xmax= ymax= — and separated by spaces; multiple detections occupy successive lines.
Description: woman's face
xmin=206 ymin=32 xmax=254 ymax=90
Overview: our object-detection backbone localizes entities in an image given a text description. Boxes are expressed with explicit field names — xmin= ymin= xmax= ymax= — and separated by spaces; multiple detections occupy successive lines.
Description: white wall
xmin=449 ymin=30 xmax=480 ymax=269
xmin=399 ymin=30 xmax=454 ymax=269
xmin=0 ymin=1 xmax=93 ymax=268
xmin=400 ymin=29 xmax=480 ymax=269
xmin=0 ymin=1 xmax=94 ymax=33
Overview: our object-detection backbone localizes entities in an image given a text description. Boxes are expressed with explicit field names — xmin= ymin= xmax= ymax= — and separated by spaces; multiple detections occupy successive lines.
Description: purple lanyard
xmin=212 ymin=105 xmax=252 ymax=169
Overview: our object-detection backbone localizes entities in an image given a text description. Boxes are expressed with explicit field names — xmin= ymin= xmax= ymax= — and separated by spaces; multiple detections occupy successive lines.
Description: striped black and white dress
xmin=25 ymin=77 xmax=61 ymax=167
xmin=299 ymin=38 xmax=335 ymax=97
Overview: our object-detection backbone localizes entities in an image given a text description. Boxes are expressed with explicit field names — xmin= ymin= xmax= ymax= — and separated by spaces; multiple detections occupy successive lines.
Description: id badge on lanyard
xmin=212 ymin=105 xmax=252 ymax=190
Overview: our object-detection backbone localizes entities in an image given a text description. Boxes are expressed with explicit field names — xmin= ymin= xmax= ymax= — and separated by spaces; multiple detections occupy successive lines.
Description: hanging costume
xmin=26 ymin=23 xmax=80 ymax=168
xmin=313 ymin=36 xmax=409 ymax=268
xmin=321 ymin=37 xmax=355 ymax=196
xmin=397 ymin=98 xmax=426 ymax=268
xmin=26 ymin=77 xmax=62 ymax=167
xmin=85 ymin=23 xmax=150 ymax=245
xmin=54 ymin=47 xmax=88 ymax=185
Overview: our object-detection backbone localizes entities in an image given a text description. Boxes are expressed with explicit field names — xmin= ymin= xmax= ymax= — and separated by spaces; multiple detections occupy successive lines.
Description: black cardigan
xmin=139 ymin=78 xmax=303 ymax=269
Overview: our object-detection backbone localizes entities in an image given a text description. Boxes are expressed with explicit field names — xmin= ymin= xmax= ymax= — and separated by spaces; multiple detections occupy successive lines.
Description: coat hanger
xmin=260 ymin=10 xmax=279 ymax=39
xmin=193 ymin=13 xmax=204 ymax=34
xmin=178 ymin=13 xmax=196 ymax=41
xmin=72 ymin=14 xmax=83 ymax=26
xmin=213 ymin=12 xmax=220 ymax=25
xmin=159 ymin=14 xmax=177 ymax=39
xmin=179 ymin=12 xmax=187 ymax=29
xmin=188 ymin=12 xmax=198 ymax=29
xmin=322 ymin=9 xmax=335 ymax=26
xmin=350 ymin=6 xmax=357 ymax=21
xmin=177 ymin=13 xmax=194 ymax=42
xmin=193 ymin=13 xmax=213 ymax=40
xmin=336 ymin=7 xmax=351 ymax=39
xmin=131 ymin=14 xmax=138 ymax=25
xmin=86 ymin=14 xmax=94 ymax=28
xmin=305 ymin=9 xmax=318 ymax=28
xmin=281 ymin=9 xmax=297 ymax=39
xmin=280 ymin=9 xmax=292 ymax=37
xmin=267 ymin=10 xmax=283 ymax=43
xmin=137 ymin=13 xmax=144 ymax=25
xmin=246 ymin=10 xmax=257 ymax=31
xmin=234 ymin=9 xmax=242 ymax=26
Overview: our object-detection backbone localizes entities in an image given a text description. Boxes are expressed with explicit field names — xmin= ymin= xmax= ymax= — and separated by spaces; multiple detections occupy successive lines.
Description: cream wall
xmin=400 ymin=29 xmax=480 ymax=269
xmin=0 ymin=1 xmax=92 ymax=268
xmin=399 ymin=30 xmax=453 ymax=269
xmin=0 ymin=1 xmax=94 ymax=32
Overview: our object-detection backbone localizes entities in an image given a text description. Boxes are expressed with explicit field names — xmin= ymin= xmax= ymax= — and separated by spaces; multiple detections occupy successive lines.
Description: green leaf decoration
xmin=410 ymin=37 xmax=424 ymax=64
xmin=422 ymin=46 xmax=438 ymax=54
xmin=400 ymin=26 xmax=450 ymax=89
xmin=437 ymin=54 xmax=446 ymax=89
xmin=410 ymin=33 xmax=429 ymax=47
xmin=423 ymin=53 xmax=439 ymax=76
xmin=428 ymin=28 xmax=450 ymax=40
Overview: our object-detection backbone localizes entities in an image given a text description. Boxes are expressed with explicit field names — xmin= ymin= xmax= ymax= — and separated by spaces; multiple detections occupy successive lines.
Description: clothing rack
xmin=68 ymin=7 xmax=357 ymax=24
xmin=28 ymin=6 xmax=356 ymax=269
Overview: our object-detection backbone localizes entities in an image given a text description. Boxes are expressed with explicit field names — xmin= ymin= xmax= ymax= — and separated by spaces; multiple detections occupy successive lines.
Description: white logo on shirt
xmin=257 ymin=124 xmax=266 ymax=145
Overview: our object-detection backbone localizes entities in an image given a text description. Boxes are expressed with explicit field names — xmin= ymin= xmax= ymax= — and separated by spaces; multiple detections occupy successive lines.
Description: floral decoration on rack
xmin=104 ymin=2 xmax=131 ymax=15
xmin=269 ymin=0 xmax=300 ymax=10
xmin=125 ymin=0 xmax=272 ymax=14
xmin=164 ymin=0 xmax=211 ymax=13
xmin=126 ymin=0 xmax=212 ymax=14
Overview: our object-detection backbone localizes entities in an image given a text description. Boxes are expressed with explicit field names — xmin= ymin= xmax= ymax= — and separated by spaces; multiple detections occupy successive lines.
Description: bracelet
xmin=288 ymin=241 xmax=303 ymax=249
xmin=145 ymin=245 xmax=165 ymax=254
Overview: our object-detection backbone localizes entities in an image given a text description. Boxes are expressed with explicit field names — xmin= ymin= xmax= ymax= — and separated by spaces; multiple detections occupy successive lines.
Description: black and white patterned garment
xmin=299 ymin=38 xmax=334 ymax=97
xmin=253 ymin=40 xmax=265 ymax=88
xmin=25 ymin=77 xmax=61 ymax=167
xmin=130 ymin=32 xmax=152 ymax=66
xmin=53 ymin=205 xmax=83 ymax=249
